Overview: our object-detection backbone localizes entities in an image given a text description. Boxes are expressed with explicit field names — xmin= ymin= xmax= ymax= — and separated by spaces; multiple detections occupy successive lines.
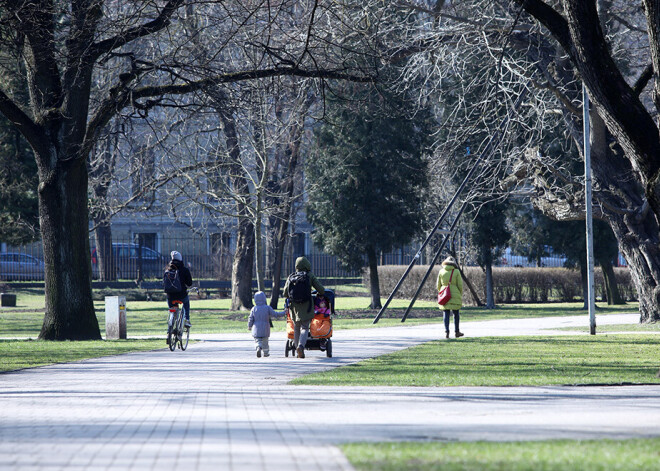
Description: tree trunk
xmin=89 ymin=125 xmax=117 ymax=282
xmin=526 ymin=101 xmax=660 ymax=321
xmin=580 ymin=262 xmax=589 ymax=310
xmin=214 ymin=93 xmax=255 ymax=311
xmin=38 ymin=154 xmax=100 ymax=340
xmin=597 ymin=257 xmax=624 ymax=305
xmin=511 ymin=2 xmax=660 ymax=323
xmin=588 ymin=112 xmax=660 ymax=321
xmin=268 ymin=118 xmax=305 ymax=309
xmin=94 ymin=221 xmax=115 ymax=281
xmin=231 ymin=217 xmax=255 ymax=310
xmin=484 ymin=261 xmax=495 ymax=309
xmin=461 ymin=267 xmax=484 ymax=307
xmin=270 ymin=216 xmax=289 ymax=309
xmin=367 ymin=247 xmax=382 ymax=309
xmin=255 ymin=191 xmax=265 ymax=293
xmin=607 ymin=215 xmax=660 ymax=322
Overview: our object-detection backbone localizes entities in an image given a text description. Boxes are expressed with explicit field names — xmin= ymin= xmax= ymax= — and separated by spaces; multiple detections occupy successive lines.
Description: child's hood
xmin=253 ymin=291 xmax=267 ymax=306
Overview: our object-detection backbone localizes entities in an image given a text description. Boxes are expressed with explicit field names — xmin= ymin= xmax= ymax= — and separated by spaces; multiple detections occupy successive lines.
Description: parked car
xmin=499 ymin=247 xmax=567 ymax=268
xmin=91 ymin=243 xmax=167 ymax=279
xmin=0 ymin=252 xmax=46 ymax=281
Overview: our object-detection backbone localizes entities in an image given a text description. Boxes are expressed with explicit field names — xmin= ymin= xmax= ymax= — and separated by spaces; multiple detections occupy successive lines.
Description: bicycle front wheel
xmin=180 ymin=327 xmax=189 ymax=350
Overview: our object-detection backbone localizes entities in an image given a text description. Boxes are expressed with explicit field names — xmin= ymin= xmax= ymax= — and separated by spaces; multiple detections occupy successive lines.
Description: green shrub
xmin=367 ymin=265 xmax=637 ymax=305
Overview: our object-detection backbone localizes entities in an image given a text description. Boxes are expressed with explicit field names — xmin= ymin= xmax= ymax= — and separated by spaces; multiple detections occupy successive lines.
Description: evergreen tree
xmin=466 ymin=200 xmax=510 ymax=308
xmin=0 ymin=59 xmax=38 ymax=245
xmin=507 ymin=206 xmax=555 ymax=267
xmin=549 ymin=219 xmax=623 ymax=307
xmin=307 ymin=86 xmax=432 ymax=308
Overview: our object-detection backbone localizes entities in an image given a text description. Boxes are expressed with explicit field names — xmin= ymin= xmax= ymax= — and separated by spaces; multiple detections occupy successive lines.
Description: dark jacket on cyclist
xmin=165 ymin=257 xmax=193 ymax=322
xmin=165 ymin=259 xmax=193 ymax=300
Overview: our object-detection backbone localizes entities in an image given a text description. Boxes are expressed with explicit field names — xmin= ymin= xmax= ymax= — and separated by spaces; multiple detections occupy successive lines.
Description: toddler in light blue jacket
xmin=247 ymin=291 xmax=284 ymax=357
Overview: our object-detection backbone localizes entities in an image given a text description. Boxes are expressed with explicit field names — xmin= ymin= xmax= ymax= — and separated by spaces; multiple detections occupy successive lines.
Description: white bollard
xmin=105 ymin=296 xmax=127 ymax=340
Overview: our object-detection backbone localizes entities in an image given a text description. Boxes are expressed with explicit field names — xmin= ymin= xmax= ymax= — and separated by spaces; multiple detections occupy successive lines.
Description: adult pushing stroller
xmin=285 ymin=289 xmax=335 ymax=358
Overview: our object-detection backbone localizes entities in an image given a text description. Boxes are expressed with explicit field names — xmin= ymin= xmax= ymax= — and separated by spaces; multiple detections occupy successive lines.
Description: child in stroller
xmin=285 ymin=289 xmax=334 ymax=358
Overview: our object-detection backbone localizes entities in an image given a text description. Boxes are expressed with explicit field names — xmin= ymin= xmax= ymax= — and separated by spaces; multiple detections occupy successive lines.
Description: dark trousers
xmin=443 ymin=309 xmax=460 ymax=333
xmin=167 ymin=295 xmax=190 ymax=320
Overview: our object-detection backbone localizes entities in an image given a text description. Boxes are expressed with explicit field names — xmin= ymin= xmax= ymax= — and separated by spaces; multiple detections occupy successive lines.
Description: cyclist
xmin=164 ymin=250 xmax=194 ymax=328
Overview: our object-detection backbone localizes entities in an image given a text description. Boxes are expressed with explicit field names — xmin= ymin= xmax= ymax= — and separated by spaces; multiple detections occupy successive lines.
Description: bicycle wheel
xmin=177 ymin=306 xmax=189 ymax=351
xmin=168 ymin=328 xmax=176 ymax=351
xmin=167 ymin=308 xmax=179 ymax=351
xmin=180 ymin=326 xmax=189 ymax=350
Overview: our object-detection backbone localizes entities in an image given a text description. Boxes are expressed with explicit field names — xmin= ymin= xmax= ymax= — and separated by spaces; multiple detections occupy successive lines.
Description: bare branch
xmin=91 ymin=0 xmax=186 ymax=60
xmin=0 ymin=89 xmax=47 ymax=155
xmin=130 ymin=66 xmax=375 ymax=101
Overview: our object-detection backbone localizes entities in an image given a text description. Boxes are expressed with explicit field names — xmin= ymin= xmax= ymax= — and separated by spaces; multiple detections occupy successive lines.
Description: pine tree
xmin=307 ymin=86 xmax=432 ymax=309
xmin=0 ymin=60 xmax=38 ymax=245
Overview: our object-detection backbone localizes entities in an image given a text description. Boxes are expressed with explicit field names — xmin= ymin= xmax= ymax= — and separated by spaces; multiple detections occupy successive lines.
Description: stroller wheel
xmin=326 ymin=339 xmax=332 ymax=358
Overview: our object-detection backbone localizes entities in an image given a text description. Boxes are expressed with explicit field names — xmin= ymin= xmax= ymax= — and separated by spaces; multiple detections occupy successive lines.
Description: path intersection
xmin=1 ymin=313 xmax=659 ymax=470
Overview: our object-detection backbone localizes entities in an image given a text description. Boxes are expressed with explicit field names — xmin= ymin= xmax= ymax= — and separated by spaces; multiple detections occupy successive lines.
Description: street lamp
xmin=583 ymin=84 xmax=596 ymax=335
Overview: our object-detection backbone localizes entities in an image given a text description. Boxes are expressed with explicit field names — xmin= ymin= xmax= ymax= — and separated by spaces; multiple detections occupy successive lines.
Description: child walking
xmin=248 ymin=291 xmax=285 ymax=357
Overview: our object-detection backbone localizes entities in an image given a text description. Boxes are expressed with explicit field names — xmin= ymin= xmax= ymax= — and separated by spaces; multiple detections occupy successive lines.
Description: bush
xmin=366 ymin=265 xmax=637 ymax=305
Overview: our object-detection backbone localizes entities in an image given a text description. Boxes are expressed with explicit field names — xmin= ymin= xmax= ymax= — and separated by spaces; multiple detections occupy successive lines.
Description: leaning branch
xmin=130 ymin=67 xmax=375 ymax=100
xmin=514 ymin=0 xmax=573 ymax=52
xmin=0 ymin=89 xmax=47 ymax=155
xmin=84 ymin=65 xmax=373 ymax=160
xmin=91 ymin=0 xmax=185 ymax=59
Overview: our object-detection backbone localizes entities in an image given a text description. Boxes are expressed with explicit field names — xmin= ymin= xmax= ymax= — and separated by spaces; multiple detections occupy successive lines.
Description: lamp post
xmin=583 ymin=84 xmax=596 ymax=335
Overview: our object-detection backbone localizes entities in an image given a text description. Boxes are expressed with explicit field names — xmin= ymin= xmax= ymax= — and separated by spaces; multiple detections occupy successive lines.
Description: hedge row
xmin=365 ymin=265 xmax=637 ymax=305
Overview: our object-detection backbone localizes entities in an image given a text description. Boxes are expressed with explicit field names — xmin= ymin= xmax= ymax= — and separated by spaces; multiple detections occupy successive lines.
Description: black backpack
xmin=288 ymin=271 xmax=311 ymax=304
xmin=163 ymin=268 xmax=183 ymax=293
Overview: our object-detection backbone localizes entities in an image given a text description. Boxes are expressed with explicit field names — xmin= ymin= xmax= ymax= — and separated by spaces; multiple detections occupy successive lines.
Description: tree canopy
xmin=307 ymin=86 xmax=432 ymax=307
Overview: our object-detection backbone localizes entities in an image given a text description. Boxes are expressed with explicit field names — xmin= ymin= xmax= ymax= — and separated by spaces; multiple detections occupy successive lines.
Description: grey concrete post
xmin=105 ymin=296 xmax=127 ymax=339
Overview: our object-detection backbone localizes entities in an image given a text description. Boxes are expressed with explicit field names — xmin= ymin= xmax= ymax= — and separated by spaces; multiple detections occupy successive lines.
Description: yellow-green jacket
xmin=283 ymin=256 xmax=325 ymax=322
xmin=437 ymin=262 xmax=463 ymax=311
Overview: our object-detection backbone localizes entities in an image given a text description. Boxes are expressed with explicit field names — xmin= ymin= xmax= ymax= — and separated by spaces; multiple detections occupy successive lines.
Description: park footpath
xmin=1 ymin=313 xmax=660 ymax=470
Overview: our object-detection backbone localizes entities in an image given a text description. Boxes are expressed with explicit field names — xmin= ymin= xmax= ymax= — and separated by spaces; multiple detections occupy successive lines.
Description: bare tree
xmin=381 ymin=0 xmax=659 ymax=321
xmin=0 ymin=0 xmax=374 ymax=339
xmin=507 ymin=0 xmax=660 ymax=321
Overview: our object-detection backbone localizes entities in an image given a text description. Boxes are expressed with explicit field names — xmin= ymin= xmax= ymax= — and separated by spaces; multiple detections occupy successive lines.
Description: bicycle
xmin=167 ymin=294 xmax=194 ymax=351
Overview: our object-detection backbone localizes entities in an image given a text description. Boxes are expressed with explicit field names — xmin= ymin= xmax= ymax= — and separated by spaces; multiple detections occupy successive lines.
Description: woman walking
xmin=437 ymin=256 xmax=464 ymax=339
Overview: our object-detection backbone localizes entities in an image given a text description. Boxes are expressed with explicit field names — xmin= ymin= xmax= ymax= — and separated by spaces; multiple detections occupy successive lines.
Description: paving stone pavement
xmin=1 ymin=312 xmax=659 ymax=470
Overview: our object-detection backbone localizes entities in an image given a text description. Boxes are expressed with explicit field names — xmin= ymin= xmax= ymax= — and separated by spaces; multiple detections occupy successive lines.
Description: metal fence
xmin=0 ymin=238 xmax=364 ymax=282
xmin=1 ymin=236 xmax=604 ymax=283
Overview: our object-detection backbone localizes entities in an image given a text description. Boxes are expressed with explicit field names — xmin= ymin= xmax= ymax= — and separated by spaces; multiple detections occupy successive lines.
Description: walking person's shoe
xmin=445 ymin=331 xmax=450 ymax=339
xmin=256 ymin=347 xmax=262 ymax=358
xmin=455 ymin=331 xmax=464 ymax=338
xmin=297 ymin=346 xmax=305 ymax=358
xmin=184 ymin=319 xmax=192 ymax=328
xmin=264 ymin=352 xmax=270 ymax=357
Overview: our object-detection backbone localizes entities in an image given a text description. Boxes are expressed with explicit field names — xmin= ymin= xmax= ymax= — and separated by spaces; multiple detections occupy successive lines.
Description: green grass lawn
xmin=0 ymin=292 xmax=638 ymax=337
xmin=341 ymin=438 xmax=660 ymax=471
xmin=553 ymin=323 xmax=660 ymax=333
xmin=292 ymin=335 xmax=660 ymax=386
xmin=0 ymin=339 xmax=167 ymax=372
xmin=0 ymin=286 xmax=644 ymax=375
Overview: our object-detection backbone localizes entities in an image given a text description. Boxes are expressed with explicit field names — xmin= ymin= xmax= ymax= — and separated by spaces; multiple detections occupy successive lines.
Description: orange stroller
xmin=285 ymin=289 xmax=334 ymax=358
